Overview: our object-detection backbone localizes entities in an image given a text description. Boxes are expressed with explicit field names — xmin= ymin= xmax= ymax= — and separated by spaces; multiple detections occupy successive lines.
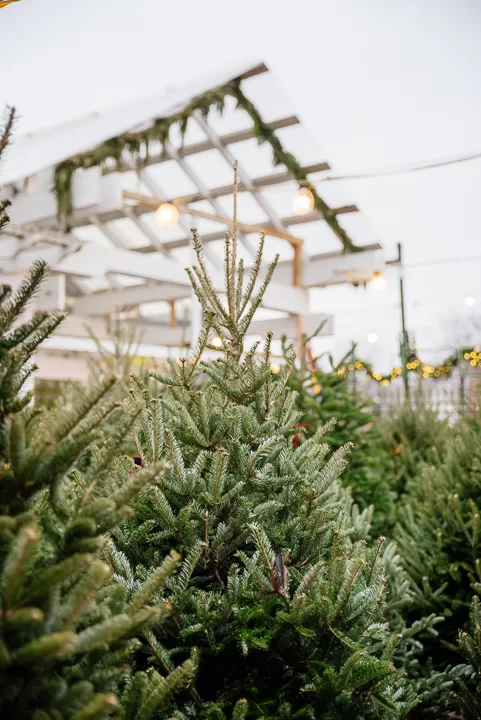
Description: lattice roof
xmin=0 ymin=62 xmax=384 ymax=352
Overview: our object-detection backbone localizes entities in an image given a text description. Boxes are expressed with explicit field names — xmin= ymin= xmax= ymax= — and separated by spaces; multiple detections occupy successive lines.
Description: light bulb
xmin=270 ymin=363 xmax=281 ymax=374
xmin=465 ymin=296 xmax=476 ymax=307
xmin=293 ymin=187 xmax=315 ymax=216
xmin=367 ymin=332 xmax=378 ymax=344
xmin=211 ymin=336 xmax=223 ymax=349
xmin=156 ymin=203 xmax=179 ymax=226
xmin=370 ymin=271 xmax=386 ymax=291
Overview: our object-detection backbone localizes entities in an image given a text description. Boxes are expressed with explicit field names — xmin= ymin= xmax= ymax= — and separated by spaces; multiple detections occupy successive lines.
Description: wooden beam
xmin=4 ymin=242 xmax=191 ymax=286
xmin=72 ymin=246 xmax=383 ymax=316
xmin=54 ymin=311 xmax=333 ymax=348
xmin=123 ymin=190 xmax=304 ymax=248
xmin=74 ymin=283 xmax=189 ymax=314
xmin=102 ymin=114 xmax=302 ymax=174
xmin=169 ymin=300 xmax=177 ymax=328
xmin=171 ymin=163 xmax=330 ymax=206
xmin=73 ymin=268 xmax=309 ymax=316
xmin=66 ymin=163 xmax=346 ymax=234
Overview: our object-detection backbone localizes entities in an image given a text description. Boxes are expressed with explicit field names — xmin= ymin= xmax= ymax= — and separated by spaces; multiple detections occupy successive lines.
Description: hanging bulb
xmin=370 ymin=271 xmax=386 ymax=291
xmin=156 ymin=203 xmax=179 ymax=226
xmin=270 ymin=363 xmax=281 ymax=374
xmin=211 ymin=336 xmax=223 ymax=349
xmin=293 ymin=187 xmax=315 ymax=216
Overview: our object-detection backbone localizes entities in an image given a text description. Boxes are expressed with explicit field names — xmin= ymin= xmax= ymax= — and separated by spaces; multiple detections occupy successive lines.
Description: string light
xmin=156 ymin=203 xmax=179 ymax=226
xmin=370 ymin=271 xmax=386 ymax=291
xmin=367 ymin=332 xmax=378 ymax=344
xmin=334 ymin=346 xmax=481 ymax=387
xmin=211 ymin=336 xmax=223 ymax=349
xmin=292 ymin=187 xmax=315 ymax=216
xmin=270 ymin=363 xmax=281 ymax=374
xmin=465 ymin=296 xmax=476 ymax=307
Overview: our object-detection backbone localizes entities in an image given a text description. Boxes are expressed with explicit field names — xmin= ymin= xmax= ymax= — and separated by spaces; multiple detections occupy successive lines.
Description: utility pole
xmin=398 ymin=242 xmax=410 ymax=401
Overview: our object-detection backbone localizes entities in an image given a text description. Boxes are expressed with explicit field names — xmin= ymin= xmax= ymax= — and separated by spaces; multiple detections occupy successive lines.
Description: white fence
xmin=357 ymin=370 xmax=481 ymax=419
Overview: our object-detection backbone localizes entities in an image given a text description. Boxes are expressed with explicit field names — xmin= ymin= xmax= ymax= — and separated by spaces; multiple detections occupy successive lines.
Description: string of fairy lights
xmin=335 ymin=347 xmax=481 ymax=386
xmin=209 ymin=334 xmax=481 ymax=386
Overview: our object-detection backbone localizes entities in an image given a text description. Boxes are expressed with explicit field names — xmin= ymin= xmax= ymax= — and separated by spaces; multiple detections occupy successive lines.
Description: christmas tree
xmin=284 ymin=338 xmax=395 ymax=529
xmin=0 ymin=107 xmax=194 ymax=719
xmin=393 ymin=415 xmax=481 ymax=672
xmin=457 ymin=594 xmax=481 ymax=719
xmin=379 ymin=403 xmax=450 ymax=497
xmin=114 ymin=197 xmax=418 ymax=717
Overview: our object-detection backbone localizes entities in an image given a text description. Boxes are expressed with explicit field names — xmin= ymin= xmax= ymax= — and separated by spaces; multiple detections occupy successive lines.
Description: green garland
xmin=337 ymin=346 xmax=481 ymax=386
xmin=232 ymin=83 xmax=357 ymax=253
xmin=53 ymin=78 xmax=358 ymax=252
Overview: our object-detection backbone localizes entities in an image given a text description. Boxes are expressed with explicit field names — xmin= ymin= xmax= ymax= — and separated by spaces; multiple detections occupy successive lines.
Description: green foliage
xmin=115 ymin=229 xmax=416 ymax=718
xmin=393 ymin=415 xmax=481 ymax=664
xmin=0 ymin=115 xmax=193 ymax=718
xmin=285 ymin=341 xmax=395 ymax=528
xmin=379 ymin=403 xmax=450 ymax=497
xmin=457 ymin=594 xmax=481 ymax=719
xmin=370 ymin=402 xmax=481 ymax=715
xmin=0 ymin=271 xmax=195 ymax=717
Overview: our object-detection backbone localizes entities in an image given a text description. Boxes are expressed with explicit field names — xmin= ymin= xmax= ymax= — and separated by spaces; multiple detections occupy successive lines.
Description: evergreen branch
xmin=134 ymin=656 xmax=197 ymax=720
xmin=1 ymin=523 xmax=39 ymax=608
xmin=0 ymin=260 xmax=49 ymax=334
xmin=60 ymin=560 xmax=111 ymax=630
xmin=128 ymin=550 xmax=181 ymax=613
xmin=0 ymin=106 xmax=15 ymax=159
xmin=238 ymin=235 xmax=265 ymax=318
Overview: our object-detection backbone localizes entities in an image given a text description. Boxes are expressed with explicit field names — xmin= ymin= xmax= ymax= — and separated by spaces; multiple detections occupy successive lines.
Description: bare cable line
xmin=314 ymin=150 xmax=481 ymax=183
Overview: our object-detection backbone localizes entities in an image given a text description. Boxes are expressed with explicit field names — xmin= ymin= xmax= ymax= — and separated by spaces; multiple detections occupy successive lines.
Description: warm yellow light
xmin=465 ymin=296 xmax=476 ymax=307
xmin=156 ymin=203 xmax=179 ymax=226
xmin=367 ymin=332 xmax=378 ymax=344
xmin=293 ymin=187 xmax=315 ymax=216
xmin=270 ymin=363 xmax=281 ymax=374
xmin=370 ymin=271 xmax=386 ymax=291
xmin=211 ymin=336 xmax=223 ymax=349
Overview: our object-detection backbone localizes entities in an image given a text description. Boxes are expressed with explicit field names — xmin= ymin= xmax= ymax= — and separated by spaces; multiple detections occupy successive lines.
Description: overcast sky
xmin=1 ymin=0 xmax=481 ymax=370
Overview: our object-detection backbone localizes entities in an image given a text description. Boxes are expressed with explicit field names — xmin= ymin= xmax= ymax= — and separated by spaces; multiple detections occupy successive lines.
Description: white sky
xmin=1 ymin=0 xmax=481 ymax=370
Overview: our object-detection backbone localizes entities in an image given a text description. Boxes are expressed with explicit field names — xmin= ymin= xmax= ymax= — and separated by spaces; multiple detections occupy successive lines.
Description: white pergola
xmin=0 ymin=61 xmax=385 ymax=382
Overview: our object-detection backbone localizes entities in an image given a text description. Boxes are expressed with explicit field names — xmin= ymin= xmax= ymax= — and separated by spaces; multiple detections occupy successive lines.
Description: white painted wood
xmin=36 ymin=352 xmax=90 ymax=382
xmin=303 ymin=248 xmax=384 ymax=288
xmin=247 ymin=313 xmax=334 ymax=338
xmin=37 ymin=274 xmax=66 ymax=311
xmin=5 ymin=243 xmax=190 ymax=285
xmin=7 ymin=167 xmax=102 ymax=226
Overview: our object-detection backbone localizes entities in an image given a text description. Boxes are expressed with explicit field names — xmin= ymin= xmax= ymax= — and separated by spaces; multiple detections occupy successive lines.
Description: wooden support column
xmin=169 ymin=300 xmax=177 ymax=328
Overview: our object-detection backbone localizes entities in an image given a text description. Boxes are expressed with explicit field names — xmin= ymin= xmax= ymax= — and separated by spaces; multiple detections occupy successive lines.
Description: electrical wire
xmin=405 ymin=254 xmax=481 ymax=269
xmin=314 ymin=150 xmax=481 ymax=184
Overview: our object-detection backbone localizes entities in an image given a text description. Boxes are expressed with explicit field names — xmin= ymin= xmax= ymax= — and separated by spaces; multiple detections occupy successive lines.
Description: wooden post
xmin=169 ymin=300 xmax=177 ymax=328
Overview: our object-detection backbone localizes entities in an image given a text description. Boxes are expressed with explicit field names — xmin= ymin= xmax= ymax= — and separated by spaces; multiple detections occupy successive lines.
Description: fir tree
xmin=0 ymin=108 xmax=194 ymax=718
xmin=393 ymin=416 xmax=481 ymax=672
xmin=115 ymin=224 xmax=417 ymax=719
xmin=379 ymin=403 xmax=450 ymax=497
xmin=284 ymin=338 xmax=395 ymax=529
xmin=457 ymin=594 xmax=481 ymax=719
